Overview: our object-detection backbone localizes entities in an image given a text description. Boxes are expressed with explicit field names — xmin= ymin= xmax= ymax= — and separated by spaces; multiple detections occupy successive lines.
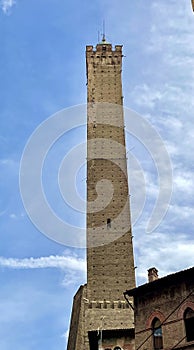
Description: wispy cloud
xmin=135 ymin=231 xmax=194 ymax=285
xmin=0 ymin=255 xmax=86 ymax=271
xmin=61 ymin=330 xmax=69 ymax=341
xmin=1 ymin=0 xmax=15 ymax=14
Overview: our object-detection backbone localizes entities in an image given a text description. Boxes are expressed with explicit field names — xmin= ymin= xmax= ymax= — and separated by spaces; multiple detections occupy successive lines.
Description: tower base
xmin=67 ymin=284 xmax=135 ymax=350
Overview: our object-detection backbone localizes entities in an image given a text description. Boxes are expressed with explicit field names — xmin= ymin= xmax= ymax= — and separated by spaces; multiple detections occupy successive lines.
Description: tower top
xmin=98 ymin=36 xmax=110 ymax=45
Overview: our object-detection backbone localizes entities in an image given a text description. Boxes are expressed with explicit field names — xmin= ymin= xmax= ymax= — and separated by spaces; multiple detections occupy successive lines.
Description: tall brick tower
xmin=67 ymin=37 xmax=135 ymax=350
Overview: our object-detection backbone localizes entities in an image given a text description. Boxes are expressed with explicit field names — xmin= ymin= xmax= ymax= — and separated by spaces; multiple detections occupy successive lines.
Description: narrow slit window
xmin=107 ymin=218 xmax=111 ymax=228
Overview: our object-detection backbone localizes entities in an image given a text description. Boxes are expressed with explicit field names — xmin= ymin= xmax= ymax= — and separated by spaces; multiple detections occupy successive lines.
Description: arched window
xmin=184 ymin=308 xmax=194 ymax=342
xmin=152 ymin=318 xmax=163 ymax=350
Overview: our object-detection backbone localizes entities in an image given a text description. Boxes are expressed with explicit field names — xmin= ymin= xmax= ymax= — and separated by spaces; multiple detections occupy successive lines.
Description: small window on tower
xmin=102 ymin=46 xmax=106 ymax=51
xmin=107 ymin=218 xmax=111 ymax=228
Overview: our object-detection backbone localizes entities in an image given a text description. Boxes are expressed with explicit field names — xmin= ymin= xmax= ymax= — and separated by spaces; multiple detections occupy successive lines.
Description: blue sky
xmin=1 ymin=0 xmax=194 ymax=349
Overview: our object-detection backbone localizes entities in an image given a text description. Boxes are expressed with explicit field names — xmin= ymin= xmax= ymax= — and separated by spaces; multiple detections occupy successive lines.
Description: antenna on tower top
xmin=102 ymin=20 xmax=106 ymax=42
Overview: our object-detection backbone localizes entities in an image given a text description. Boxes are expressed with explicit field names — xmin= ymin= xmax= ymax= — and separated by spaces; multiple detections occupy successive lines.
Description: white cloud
xmin=168 ymin=204 xmax=194 ymax=220
xmin=9 ymin=213 xmax=17 ymax=220
xmin=124 ymin=1 xmax=194 ymax=254
xmin=129 ymin=84 xmax=163 ymax=110
xmin=135 ymin=231 xmax=194 ymax=285
xmin=174 ymin=171 xmax=194 ymax=193
xmin=0 ymin=158 xmax=18 ymax=167
xmin=61 ymin=329 xmax=69 ymax=341
xmin=165 ymin=141 xmax=179 ymax=157
xmin=1 ymin=0 xmax=15 ymax=14
xmin=61 ymin=271 xmax=82 ymax=287
xmin=0 ymin=255 xmax=86 ymax=272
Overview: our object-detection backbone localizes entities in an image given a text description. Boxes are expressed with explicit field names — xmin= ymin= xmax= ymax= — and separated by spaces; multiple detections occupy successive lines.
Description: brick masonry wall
xmin=67 ymin=42 xmax=136 ymax=350
xmin=67 ymin=285 xmax=85 ymax=350
xmin=134 ymin=280 xmax=194 ymax=350
xmin=67 ymin=284 xmax=135 ymax=350
xmin=86 ymin=42 xmax=135 ymax=302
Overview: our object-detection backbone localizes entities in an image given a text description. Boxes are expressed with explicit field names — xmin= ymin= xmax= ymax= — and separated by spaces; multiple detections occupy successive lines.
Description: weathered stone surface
xmin=67 ymin=41 xmax=135 ymax=350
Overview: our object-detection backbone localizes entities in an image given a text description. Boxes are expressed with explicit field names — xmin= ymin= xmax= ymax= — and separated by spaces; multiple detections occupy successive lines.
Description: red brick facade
xmin=125 ymin=267 xmax=194 ymax=350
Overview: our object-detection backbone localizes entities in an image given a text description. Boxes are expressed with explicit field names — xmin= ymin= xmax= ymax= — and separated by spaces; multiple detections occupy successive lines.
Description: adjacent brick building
xmin=125 ymin=267 xmax=194 ymax=350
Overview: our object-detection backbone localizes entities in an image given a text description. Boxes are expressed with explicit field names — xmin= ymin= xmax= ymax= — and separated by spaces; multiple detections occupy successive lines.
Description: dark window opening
xmin=88 ymin=331 xmax=133 ymax=350
xmin=152 ymin=318 xmax=163 ymax=350
xmin=88 ymin=331 xmax=98 ymax=350
xmin=184 ymin=308 xmax=194 ymax=342
xmin=107 ymin=218 xmax=111 ymax=228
